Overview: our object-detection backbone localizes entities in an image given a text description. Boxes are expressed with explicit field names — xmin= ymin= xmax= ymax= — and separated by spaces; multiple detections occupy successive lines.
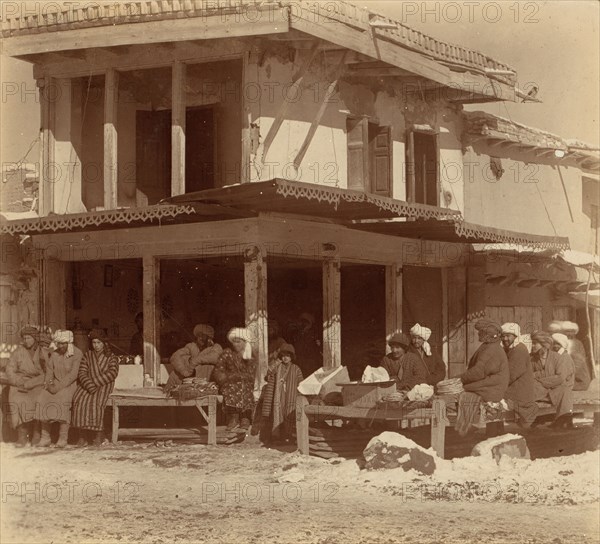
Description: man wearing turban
xmin=165 ymin=324 xmax=223 ymax=391
xmin=531 ymin=331 xmax=574 ymax=428
xmin=455 ymin=319 xmax=509 ymax=436
xmin=501 ymin=323 xmax=537 ymax=428
xmin=409 ymin=323 xmax=446 ymax=386
xmin=380 ymin=332 xmax=428 ymax=391
xmin=37 ymin=330 xmax=83 ymax=447
xmin=562 ymin=322 xmax=590 ymax=391
xmin=5 ymin=326 xmax=47 ymax=447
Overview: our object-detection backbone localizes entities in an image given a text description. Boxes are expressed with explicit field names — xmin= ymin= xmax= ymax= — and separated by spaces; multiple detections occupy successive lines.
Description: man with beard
xmin=531 ymin=331 xmax=574 ymax=428
xmin=501 ymin=323 xmax=537 ymax=428
xmin=380 ymin=332 xmax=427 ymax=391
xmin=37 ymin=330 xmax=83 ymax=447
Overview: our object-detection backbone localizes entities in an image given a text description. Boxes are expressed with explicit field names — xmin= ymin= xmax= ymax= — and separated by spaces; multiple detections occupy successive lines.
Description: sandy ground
xmin=1 ymin=434 xmax=599 ymax=544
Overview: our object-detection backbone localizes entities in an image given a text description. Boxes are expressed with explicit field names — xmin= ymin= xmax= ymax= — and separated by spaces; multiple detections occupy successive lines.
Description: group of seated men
xmin=454 ymin=319 xmax=582 ymax=435
xmin=379 ymin=318 xmax=587 ymax=434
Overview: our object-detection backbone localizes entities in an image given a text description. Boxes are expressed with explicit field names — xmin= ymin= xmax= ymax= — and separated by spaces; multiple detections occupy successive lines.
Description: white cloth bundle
xmin=361 ymin=365 xmax=390 ymax=383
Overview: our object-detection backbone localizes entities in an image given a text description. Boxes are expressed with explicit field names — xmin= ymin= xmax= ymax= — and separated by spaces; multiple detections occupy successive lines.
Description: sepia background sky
xmin=1 ymin=0 xmax=598 ymax=166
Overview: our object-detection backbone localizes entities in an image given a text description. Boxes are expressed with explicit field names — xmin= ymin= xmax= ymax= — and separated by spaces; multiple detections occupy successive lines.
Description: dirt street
xmin=1 ymin=437 xmax=599 ymax=544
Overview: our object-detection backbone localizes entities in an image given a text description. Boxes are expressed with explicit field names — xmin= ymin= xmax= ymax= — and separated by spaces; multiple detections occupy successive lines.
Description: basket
xmin=338 ymin=381 xmax=397 ymax=408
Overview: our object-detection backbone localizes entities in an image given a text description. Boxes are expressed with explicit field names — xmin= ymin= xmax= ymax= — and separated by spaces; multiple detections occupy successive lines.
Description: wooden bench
xmin=108 ymin=390 xmax=222 ymax=445
xmin=296 ymin=396 xmax=449 ymax=458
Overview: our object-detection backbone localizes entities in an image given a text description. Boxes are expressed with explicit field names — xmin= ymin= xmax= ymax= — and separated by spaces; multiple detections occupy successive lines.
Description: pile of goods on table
xmin=166 ymin=377 xmax=218 ymax=400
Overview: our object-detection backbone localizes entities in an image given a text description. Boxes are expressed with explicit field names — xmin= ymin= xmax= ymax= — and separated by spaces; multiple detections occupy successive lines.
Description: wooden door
xmin=370 ymin=124 xmax=391 ymax=197
xmin=136 ymin=110 xmax=171 ymax=204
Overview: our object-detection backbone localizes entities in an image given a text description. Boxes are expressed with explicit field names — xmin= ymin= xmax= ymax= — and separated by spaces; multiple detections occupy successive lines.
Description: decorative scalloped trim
xmin=0 ymin=205 xmax=195 ymax=236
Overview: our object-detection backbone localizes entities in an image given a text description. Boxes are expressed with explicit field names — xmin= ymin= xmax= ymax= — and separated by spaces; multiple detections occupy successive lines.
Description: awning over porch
xmin=349 ymin=219 xmax=570 ymax=251
xmin=166 ymin=179 xmax=461 ymax=222
xmin=0 ymin=204 xmax=196 ymax=236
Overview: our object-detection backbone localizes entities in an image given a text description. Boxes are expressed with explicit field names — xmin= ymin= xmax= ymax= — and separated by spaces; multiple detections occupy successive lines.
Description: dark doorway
xmin=186 ymin=106 xmax=215 ymax=192
xmin=136 ymin=106 xmax=215 ymax=203
xmin=410 ymin=131 xmax=439 ymax=206
xmin=136 ymin=110 xmax=171 ymax=205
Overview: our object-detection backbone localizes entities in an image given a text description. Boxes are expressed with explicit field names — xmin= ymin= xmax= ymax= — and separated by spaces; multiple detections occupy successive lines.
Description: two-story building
xmin=1 ymin=1 xmax=596 ymax=392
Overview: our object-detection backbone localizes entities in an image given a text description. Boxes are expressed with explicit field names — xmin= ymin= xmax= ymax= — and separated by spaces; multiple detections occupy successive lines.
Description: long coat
xmin=505 ymin=342 xmax=536 ymax=403
xmin=408 ymin=346 xmax=446 ymax=386
xmin=213 ymin=348 xmax=255 ymax=411
xmin=532 ymin=350 xmax=573 ymax=416
xmin=568 ymin=338 xmax=591 ymax=391
xmin=38 ymin=347 xmax=83 ymax=422
xmin=380 ymin=351 xmax=428 ymax=391
xmin=71 ymin=349 xmax=119 ymax=431
xmin=169 ymin=342 xmax=223 ymax=381
xmin=5 ymin=345 xmax=46 ymax=428
xmin=461 ymin=341 xmax=509 ymax=402
xmin=261 ymin=361 xmax=303 ymax=437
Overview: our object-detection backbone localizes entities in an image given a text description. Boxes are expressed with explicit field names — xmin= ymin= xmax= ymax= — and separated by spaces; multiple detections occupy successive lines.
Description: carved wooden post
xmin=244 ymin=246 xmax=268 ymax=398
xmin=322 ymin=259 xmax=341 ymax=370
xmin=171 ymin=61 xmax=186 ymax=196
xmin=385 ymin=264 xmax=403 ymax=342
xmin=104 ymin=68 xmax=119 ymax=210
xmin=142 ymin=254 xmax=160 ymax=385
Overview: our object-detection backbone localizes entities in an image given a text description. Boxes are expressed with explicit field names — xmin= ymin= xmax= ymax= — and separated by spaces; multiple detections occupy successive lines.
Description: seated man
xmin=501 ymin=322 xmax=537 ymax=428
xmin=380 ymin=332 xmax=427 ymax=392
xmin=455 ymin=319 xmax=509 ymax=436
xmin=531 ymin=331 xmax=574 ymax=428
xmin=409 ymin=323 xmax=446 ymax=386
xmin=165 ymin=324 xmax=223 ymax=391
xmin=562 ymin=323 xmax=590 ymax=391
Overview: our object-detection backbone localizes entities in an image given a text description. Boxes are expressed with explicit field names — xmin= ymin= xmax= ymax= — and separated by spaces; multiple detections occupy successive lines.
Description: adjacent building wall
xmin=463 ymin=142 xmax=598 ymax=253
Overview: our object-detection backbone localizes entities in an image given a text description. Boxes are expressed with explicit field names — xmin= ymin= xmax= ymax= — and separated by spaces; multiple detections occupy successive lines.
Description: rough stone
xmin=362 ymin=432 xmax=437 ymax=475
xmin=471 ymin=434 xmax=531 ymax=464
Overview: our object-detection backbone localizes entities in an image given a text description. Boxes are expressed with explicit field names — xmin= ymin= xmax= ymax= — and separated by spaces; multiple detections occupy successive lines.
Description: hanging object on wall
xmin=104 ymin=265 xmax=113 ymax=287
xmin=489 ymin=156 xmax=505 ymax=180
xmin=72 ymin=262 xmax=83 ymax=310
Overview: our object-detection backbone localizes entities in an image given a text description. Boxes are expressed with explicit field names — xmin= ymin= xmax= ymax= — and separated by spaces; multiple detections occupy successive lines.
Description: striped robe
xmin=261 ymin=361 xmax=303 ymax=438
xmin=71 ymin=349 xmax=119 ymax=431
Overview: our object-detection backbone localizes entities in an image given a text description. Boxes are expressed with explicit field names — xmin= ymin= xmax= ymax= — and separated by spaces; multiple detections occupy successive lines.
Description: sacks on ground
xmin=361 ymin=365 xmax=390 ymax=383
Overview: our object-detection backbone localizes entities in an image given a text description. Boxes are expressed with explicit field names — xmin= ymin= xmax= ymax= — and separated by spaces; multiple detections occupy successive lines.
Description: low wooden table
xmin=108 ymin=389 xmax=222 ymax=445
xmin=296 ymin=396 xmax=449 ymax=458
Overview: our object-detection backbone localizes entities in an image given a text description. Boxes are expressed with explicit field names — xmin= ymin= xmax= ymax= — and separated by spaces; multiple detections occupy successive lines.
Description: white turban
xmin=501 ymin=322 xmax=521 ymax=337
xmin=52 ymin=329 xmax=74 ymax=357
xmin=501 ymin=323 xmax=521 ymax=348
xmin=227 ymin=327 xmax=253 ymax=360
xmin=563 ymin=321 xmax=579 ymax=334
xmin=410 ymin=323 xmax=432 ymax=356
xmin=551 ymin=333 xmax=569 ymax=351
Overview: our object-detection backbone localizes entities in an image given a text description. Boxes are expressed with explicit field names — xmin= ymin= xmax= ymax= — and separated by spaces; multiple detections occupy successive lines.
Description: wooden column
xmin=53 ymin=78 xmax=83 ymax=214
xmin=103 ymin=68 xmax=119 ymax=210
xmin=38 ymin=76 xmax=55 ymax=216
xmin=441 ymin=267 xmax=449 ymax=375
xmin=244 ymin=247 xmax=268 ymax=398
xmin=171 ymin=61 xmax=186 ymax=196
xmin=406 ymin=130 xmax=415 ymax=202
xmin=43 ymin=258 xmax=66 ymax=331
xmin=385 ymin=264 xmax=403 ymax=341
xmin=142 ymin=255 xmax=160 ymax=385
xmin=322 ymin=259 xmax=341 ymax=370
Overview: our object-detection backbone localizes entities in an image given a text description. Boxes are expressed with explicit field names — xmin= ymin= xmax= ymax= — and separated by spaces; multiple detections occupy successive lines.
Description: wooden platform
xmin=108 ymin=389 xmax=223 ymax=445
xmin=295 ymin=396 xmax=449 ymax=458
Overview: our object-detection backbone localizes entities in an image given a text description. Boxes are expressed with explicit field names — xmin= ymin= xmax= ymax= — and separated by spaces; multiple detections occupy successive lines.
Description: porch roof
xmin=166 ymin=179 xmax=460 ymax=222
xmin=349 ymin=218 xmax=570 ymax=251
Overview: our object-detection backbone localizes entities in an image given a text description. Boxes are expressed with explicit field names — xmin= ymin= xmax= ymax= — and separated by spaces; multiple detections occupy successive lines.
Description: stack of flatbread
xmin=436 ymin=377 xmax=464 ymax=395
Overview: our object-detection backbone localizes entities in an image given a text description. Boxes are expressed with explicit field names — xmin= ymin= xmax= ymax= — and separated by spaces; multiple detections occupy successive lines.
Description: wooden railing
xmin=1 ymin=0 xmax=515 ymax=79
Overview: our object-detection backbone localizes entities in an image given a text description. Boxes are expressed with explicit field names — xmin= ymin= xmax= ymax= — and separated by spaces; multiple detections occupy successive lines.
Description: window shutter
xmin=346 ymin=117 xmax=368 ymax=191
xmin=371 ymin=125 xmax=392 ymax=196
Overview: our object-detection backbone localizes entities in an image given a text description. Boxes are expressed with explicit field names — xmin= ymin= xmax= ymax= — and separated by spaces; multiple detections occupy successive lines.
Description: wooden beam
xmin=171 ymin=61 xmax=186 ymax=197
xmin=3 ymin=8 xmax=290 ymax=57
xmin=38 ymin=76 xmax=54 ymax=216
xmin=103 ymin=69 xmax=118 ymax=210
xmin=385 ymin=264 xmax=403 ymax=343
xmin=256 ymin=41 xmax=320 ymax=167
xmin=441 ymin=267 xmax=449 ymax=372
xmin=293 ymin=51 xmax=347 ymax=169
xmin=322 ymin=259 xmax=341 ymax=370
xmin=142 ymin=255 xmax=160 ymax=385
xmin=244 ymin=246 xmax=269 ymax=398
xmin=290 ymin=5 xmax=452 ymax=86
